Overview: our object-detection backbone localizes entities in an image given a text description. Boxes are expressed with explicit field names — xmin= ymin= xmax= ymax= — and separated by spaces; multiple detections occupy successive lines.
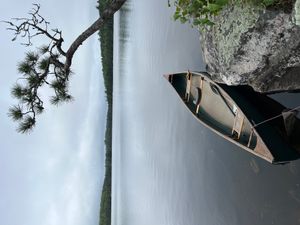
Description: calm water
xmin=112 ymin=1 xmax=300 ymax=225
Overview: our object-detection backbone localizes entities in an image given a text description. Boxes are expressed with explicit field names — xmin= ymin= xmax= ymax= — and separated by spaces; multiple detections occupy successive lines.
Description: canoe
xmin=164 ymin=71 xmax=300 ymax=164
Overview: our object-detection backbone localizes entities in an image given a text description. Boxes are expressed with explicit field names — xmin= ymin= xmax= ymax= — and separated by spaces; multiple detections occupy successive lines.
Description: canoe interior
xmin=171 ymin=73 xmax=257 ymax=149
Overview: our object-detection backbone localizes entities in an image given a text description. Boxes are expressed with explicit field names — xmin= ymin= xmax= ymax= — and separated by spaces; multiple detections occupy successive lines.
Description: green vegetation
xmin=97 ymin=0 xmax=113 ymax=225
xmin=173 ymin=0 xmax=229 ymax=26
xmin=172 ymin=0 xmax=294 ymax=27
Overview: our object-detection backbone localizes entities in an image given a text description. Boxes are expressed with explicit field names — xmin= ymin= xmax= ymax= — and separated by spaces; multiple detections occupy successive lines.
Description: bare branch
xmin=4 ymin=4 xmax=66 ymax=53
xmin=64 ymin=0 xmax=127 ymax=74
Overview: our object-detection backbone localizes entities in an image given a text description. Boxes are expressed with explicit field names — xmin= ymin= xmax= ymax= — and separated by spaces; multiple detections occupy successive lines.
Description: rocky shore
xmin=200 ymin=0 xmax=300 ymax=93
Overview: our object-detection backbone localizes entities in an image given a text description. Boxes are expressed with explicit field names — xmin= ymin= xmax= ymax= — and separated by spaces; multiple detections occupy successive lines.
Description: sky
xmin=0 ymin=1 xmax=106 ymax=225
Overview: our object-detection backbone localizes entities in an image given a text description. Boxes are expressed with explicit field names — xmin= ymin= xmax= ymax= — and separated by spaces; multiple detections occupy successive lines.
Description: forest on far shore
xmin=97 ymin=0 xmax=113 ymax=225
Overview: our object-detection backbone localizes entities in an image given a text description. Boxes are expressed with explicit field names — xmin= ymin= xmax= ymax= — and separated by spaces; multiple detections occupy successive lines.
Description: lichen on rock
xmin=200 ymin=1 xmax=300 ymax=93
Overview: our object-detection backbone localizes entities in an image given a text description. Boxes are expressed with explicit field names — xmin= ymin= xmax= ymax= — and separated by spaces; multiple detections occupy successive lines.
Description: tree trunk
xmin=64 ymin=0 xmax=127 ymax=73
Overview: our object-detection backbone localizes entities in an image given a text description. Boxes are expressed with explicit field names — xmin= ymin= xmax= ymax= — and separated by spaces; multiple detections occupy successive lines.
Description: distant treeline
xmin=97 ymin=0 xmax=113 ymax=225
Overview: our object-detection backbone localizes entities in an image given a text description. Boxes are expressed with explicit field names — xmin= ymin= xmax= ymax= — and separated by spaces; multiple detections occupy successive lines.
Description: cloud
xmin=41 ymin=36 xmax=105 ymax=225
xmin=0 ymin=1 xmax=106 ymax=225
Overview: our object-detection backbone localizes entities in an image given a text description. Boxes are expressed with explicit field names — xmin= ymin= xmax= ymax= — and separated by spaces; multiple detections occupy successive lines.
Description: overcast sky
xmin=0 ymin=1 xmax=106 ymax=225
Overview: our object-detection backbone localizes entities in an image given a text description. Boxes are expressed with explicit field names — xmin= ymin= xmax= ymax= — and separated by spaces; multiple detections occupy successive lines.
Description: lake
xmin=112 ymin=1 xmax=300 ymax=225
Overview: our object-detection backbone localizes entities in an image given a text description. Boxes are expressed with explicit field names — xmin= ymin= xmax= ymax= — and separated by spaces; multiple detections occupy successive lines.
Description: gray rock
xmin=200 ymin=1 xmax=300 ymax=93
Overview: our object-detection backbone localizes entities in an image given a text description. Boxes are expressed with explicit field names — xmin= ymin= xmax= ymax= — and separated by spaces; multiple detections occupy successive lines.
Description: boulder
xmin=200 ymin=1 xmax=300 ymax=93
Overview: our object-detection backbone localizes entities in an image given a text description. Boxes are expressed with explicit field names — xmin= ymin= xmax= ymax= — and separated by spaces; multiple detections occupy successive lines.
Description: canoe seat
xmin=195 ymin=88 xmax=202 ymax=114
xmin=232 ymin=110 xmax=245 ymax=139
